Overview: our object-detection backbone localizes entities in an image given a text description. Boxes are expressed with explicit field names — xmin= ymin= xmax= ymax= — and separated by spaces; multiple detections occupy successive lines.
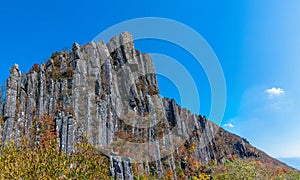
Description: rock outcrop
xmin=0 ymin=32 xmax=293 ymax=179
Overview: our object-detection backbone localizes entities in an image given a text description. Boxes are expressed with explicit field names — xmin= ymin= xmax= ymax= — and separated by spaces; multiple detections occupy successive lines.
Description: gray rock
xmin=1 ymin=32 xmax=277 ymax=179
xmin=110 ymin=156 xmax=124 ymax=180
xmin=3 ymin=64 xmax=21 ymax=142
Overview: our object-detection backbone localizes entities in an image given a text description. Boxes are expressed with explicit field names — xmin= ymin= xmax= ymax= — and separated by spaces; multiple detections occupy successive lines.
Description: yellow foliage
xmin=193 ymin=161 xmax=199 ymax=169
xmin=166 ymin=170 xmax=174 ymax=179
xmin=190 ymin=142 xmax=196 ymax=150
xmin=192 ymin=173 xmax=210 ymax=180
xmin=0 ymin=114 xmax=3 ymax=126
xmin=0 ymin=142 xmax=110 ymax=179
xmin=198 ymin=173 xmax=211 ymax=180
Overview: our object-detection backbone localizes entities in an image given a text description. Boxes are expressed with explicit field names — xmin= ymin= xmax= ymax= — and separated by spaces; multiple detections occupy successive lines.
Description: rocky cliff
xmin=0 ymin=32 xmax=294 ymax=179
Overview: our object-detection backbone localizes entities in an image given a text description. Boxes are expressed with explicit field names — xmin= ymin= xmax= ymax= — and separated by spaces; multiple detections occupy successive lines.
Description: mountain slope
xmin=0 ymin=32 xmax=298 ymax=179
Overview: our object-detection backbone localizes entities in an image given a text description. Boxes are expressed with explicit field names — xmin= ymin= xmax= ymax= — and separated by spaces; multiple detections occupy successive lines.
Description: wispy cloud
xmin=224 ymin=123 xmax=234 ymax=128
xmin=265 ymin=87 xmax=285 ymax=97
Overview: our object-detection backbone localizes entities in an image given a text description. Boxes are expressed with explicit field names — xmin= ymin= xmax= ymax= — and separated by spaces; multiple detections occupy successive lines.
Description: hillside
xmin=0 ymin=32 xmax=299 ymax=179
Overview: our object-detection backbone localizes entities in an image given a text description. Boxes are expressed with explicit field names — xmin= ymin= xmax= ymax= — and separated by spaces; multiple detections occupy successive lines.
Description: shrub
xmin=53 ymin=58 xmax=61 ymax=68
xmin=0 ymin=141 xmax=110 ymax=179
xmin=38 ymin=114 xmax=57 ymax=148
xmin=52 ymin=67 xmax=62 ymax=81
xmin=62 ymin=67 xmax=75 ymax=79
xmin=51 ymin=51 xmax=62 ymax=68
xmin=148 ymin=86 xmax=159 ymax=95
xmin=30 ymin=64 xmax=39 ymax=73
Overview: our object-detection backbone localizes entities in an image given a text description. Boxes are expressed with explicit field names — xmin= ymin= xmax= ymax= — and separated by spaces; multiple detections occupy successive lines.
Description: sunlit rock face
xmin=1 ymin=32 xmax=292 ymax=179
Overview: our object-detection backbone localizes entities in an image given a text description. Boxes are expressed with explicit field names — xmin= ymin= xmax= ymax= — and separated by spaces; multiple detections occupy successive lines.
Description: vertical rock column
xmin=3 ymin=64 xmax=21 ymax=142
xmin=72 ymin=42 xmax=87 ymax=144
xmin=24 ymin=70 xmax=38 ymax=142
xmin=84 ymin=42 xmax=101 ymax=145
xmin=95 ymin=41 xmax=109 ymax=147
xmin=37 ymin=64 xmax=46 ymax=117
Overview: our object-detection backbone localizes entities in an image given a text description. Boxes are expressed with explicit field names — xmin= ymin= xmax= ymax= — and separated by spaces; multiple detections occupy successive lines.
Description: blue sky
xmin=0 ymin=0 xmax=299 ymax=169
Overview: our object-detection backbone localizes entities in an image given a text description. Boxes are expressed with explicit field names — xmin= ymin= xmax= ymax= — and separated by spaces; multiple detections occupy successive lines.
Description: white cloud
xmin=224 ymin=123 xmax=234 ymax=128
xmin=265 ymin=87 xmax=285 ymax=97
xmin=231 ymin=86 xmax=300 ymax=158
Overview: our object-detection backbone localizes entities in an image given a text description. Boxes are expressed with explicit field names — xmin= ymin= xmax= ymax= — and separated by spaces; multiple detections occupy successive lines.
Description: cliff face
xmin=0 ymin=32 xmax=293 ymax=179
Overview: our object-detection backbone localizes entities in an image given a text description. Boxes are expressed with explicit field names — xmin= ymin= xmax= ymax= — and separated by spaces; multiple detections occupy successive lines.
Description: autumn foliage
xmin=0 ymin=114 xmax=299 ymax=179
xmin=0 ymin=142 xmax=110 ymax=179
xmin=38 ymin=114 xmax=57 ymax=148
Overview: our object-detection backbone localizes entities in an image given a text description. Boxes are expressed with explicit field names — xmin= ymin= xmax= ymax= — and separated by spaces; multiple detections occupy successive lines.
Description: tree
xmin=39 ymin=114 xmax=58 ymax=148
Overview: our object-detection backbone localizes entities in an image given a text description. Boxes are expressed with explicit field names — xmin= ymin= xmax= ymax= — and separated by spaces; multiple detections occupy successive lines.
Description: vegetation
xmin=51 ymin=51 xmax=61 ymax=67
xmin=48 ymin=50 xmax=74 ymax=82
xmin=38 ymin=114 xmax=58 ymax=148
xmin=0 ymin=56 xmax=298 ymax=179
xmin=0 ymin=140 xmax=111 ymax=179
xmin=131 ymin=158 xmax=300 ymax=180
xmin=0 ymin=113 xmax=110 ymax=179
xmin=62 ymin=66 xmax=75 ymax=79
xmin=168 ymin=140 xmax=300 ymax=179
xmin=52 ymin=66 xmax=63 ymax=81
xmin=0 ymin=114 xmax=3 ymax=127
xmin=0 ymin=139 xmax=299 ymax=179
xmin=148 ymin=85 xmax=159 ymax=96
xmin=209 ymin=159 xmax=300 ymax=180
xmin=29 ymin=64 xmax=39 ymax=73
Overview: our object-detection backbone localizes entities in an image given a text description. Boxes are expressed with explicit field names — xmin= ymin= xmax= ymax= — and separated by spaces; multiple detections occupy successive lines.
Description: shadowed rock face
xmin=0 ymin=32 xmax=294 ymax=179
